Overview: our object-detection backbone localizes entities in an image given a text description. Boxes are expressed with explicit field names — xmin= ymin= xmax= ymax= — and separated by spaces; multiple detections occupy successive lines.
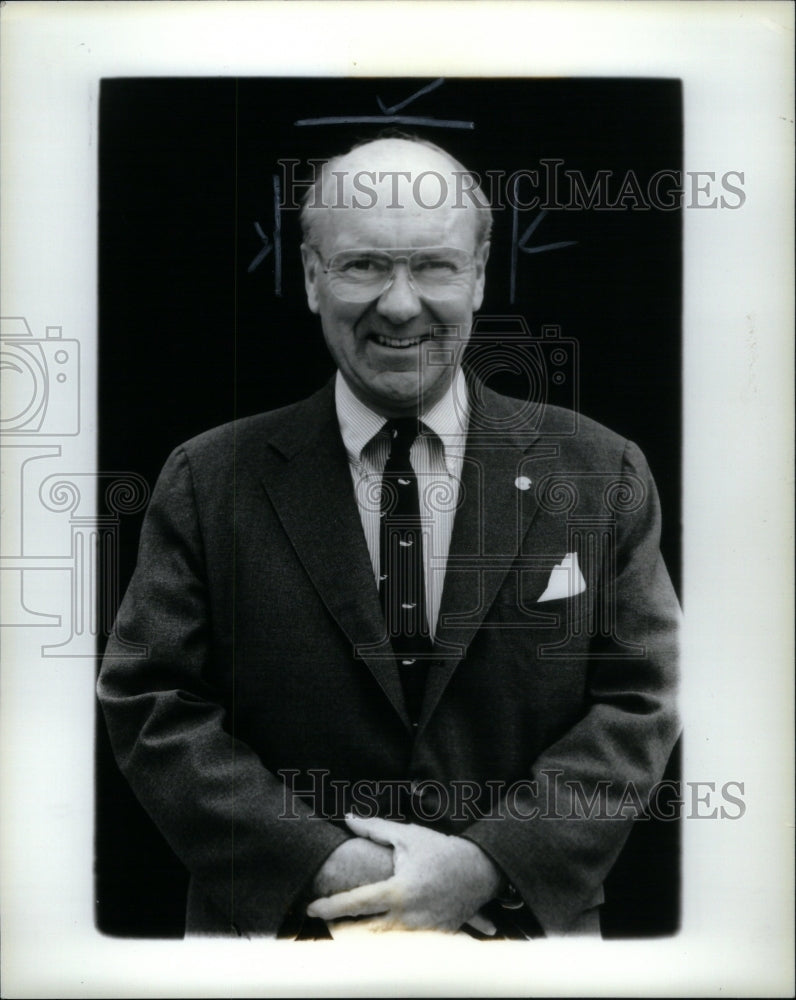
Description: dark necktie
xmin=379 ymin=418 xmax=432 ymax=724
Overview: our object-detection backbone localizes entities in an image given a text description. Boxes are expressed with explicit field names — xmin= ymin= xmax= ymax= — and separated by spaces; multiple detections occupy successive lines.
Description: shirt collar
xmin=335 ymin=368 xmax=469 ymax=472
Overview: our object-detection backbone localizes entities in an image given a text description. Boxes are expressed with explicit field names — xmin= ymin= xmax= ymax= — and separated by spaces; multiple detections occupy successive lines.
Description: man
xmin=98 ymin=136 xmax=680 ymax=939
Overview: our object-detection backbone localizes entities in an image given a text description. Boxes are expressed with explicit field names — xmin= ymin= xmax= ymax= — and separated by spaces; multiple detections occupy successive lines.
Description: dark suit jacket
xmin=98 ymin=379 xmax=680 ymax=936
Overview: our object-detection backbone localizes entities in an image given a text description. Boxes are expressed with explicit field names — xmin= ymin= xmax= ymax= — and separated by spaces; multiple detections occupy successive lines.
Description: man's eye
xmin=414 ymin=257 xmax=459 ymax=275
xmin=339 ymin=257 xmax=388 ymax=275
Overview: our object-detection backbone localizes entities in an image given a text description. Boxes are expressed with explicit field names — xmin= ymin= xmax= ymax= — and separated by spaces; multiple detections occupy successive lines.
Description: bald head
xmin=299 ymin=137 xmax=492 ymax=252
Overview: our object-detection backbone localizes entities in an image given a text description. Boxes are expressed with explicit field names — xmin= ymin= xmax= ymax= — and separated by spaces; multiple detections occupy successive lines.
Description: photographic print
xmin=1 ymin=3 xmax=792 ymax=997
xmin=95 ymin=76 xmax=684 ymax=943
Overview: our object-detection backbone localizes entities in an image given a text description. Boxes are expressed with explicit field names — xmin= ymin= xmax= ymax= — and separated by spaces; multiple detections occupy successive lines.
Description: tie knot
xmin=385 ymin=417 xmax=422 ymax=456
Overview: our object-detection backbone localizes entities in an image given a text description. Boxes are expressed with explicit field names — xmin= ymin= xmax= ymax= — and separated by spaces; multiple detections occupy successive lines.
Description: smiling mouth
xmin=371 ymin=333 xmax=429 ymax=349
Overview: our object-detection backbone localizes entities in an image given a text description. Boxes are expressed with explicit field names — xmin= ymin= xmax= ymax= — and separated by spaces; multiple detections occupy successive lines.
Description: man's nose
xmin=375 ymin=264 xmax=423 ymax=325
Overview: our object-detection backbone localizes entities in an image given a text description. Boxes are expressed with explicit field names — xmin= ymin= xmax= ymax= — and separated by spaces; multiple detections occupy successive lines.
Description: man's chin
xmin=360 ymin=373 xmax=437 ymax=416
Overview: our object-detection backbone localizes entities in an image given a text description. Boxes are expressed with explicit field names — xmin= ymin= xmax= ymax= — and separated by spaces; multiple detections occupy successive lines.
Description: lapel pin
xmin=514 ymin=476 xmax=532 ymax=491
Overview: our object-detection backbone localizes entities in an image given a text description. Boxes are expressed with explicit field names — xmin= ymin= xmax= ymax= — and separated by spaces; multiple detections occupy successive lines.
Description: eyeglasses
xmin=312 ymin=246 xmax=476 ymax=303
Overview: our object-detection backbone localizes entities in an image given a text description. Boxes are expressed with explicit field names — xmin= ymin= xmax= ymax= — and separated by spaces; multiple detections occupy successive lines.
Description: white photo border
xmin=1 ymin=1 xmax=793 ymax=996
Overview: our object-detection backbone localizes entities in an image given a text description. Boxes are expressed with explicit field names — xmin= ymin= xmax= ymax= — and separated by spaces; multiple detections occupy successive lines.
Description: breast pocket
xmin=493 ymin=587 xmax=595 ymax=661
xmin=485 ymin=590 xmax=593 ymax=727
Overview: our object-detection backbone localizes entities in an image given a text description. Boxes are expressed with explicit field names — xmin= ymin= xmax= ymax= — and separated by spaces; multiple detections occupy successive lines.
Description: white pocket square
xmin=537 ymin=552 xmax=587 ymax=602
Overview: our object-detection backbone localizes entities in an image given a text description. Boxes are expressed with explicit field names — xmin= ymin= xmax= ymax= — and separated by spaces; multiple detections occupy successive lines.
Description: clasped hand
xmin=307 ymin=815 xmax=500 ymax=934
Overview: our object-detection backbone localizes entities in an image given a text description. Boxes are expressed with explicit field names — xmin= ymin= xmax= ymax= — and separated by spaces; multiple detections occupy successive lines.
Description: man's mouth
xmin=371 ymin=333 xmax=428 ymax=349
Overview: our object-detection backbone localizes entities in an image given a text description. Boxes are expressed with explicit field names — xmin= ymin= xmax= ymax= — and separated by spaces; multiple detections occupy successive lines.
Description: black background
xmin=97 ymin=77 xmax=682 ymax=938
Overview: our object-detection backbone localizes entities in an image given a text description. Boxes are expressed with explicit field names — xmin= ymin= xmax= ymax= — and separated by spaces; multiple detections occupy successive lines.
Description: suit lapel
xmin=419 ymin=387 xmax=559 ymax=729
xmin=254 ymin=382 xmax=411 ymax=729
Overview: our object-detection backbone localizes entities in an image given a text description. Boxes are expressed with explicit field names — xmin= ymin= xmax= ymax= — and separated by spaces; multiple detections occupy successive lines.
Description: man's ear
xmin=471 ymin=240 xmax=490 ymax=312
xmin=300 ymin=243 xmax=321 ymax=314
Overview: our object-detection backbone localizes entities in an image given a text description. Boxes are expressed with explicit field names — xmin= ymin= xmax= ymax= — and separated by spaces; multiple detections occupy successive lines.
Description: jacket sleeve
xmin=97 ymin=446 xmax=349 ymax=935
xmin=462 ymin=438 xmax=681 ymax=932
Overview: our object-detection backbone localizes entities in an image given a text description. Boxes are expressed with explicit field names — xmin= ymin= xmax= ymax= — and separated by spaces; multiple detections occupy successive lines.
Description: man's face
xmin=301 ymin=144 xmax=489 ymax=417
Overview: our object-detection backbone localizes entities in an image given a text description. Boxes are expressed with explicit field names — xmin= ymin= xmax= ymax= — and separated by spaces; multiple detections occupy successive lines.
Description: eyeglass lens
xmin=325 ymin=248 xmax=473 ymax=302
